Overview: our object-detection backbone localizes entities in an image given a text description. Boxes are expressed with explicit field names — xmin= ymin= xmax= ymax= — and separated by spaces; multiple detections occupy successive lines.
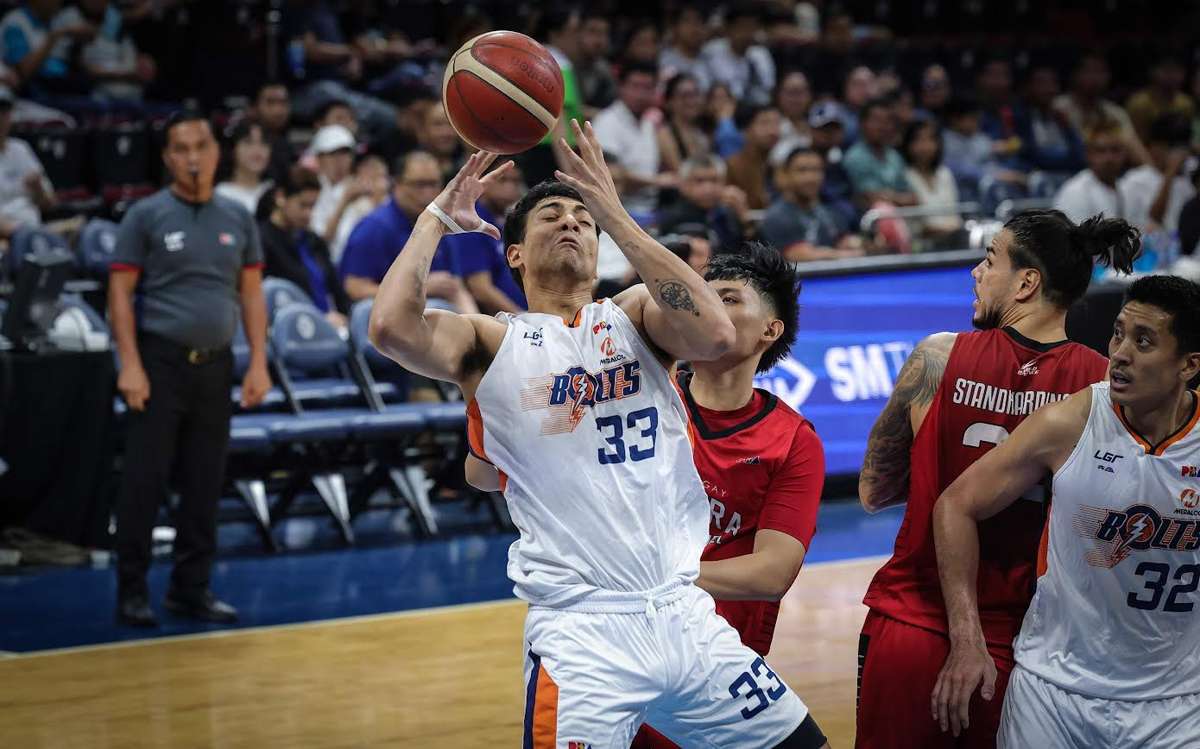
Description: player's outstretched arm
xmin=553 ymin=119 xmax=735 ymax=362
xmin=930 ymin=388 xmax=1091 ymax=737
xmin=859 ymin=332 xmax=956 ymax=513
xmin=369 ymin=152 xmax=510 ymax=384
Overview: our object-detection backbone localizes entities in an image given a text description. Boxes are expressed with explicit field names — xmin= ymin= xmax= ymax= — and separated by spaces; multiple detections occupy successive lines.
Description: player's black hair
xmin=1123 ymin=275 xmax=1200 ymax=354
xmin=1002 ymin=209 xmax=1139 ymax=308
xmin=503 ymin=180 xmax=600 ymax=290
xmin=704 ymin=242 xmax=801 ymax=373
xmin=163 ymin=109 xmax=211 ymax=145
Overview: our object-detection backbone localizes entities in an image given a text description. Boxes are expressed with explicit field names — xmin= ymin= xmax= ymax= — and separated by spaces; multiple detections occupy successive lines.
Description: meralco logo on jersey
xmin=1076 ymin=502 xmax=1200 ymax=568
xmin=520 ymin=361 xmax=643 ymax=435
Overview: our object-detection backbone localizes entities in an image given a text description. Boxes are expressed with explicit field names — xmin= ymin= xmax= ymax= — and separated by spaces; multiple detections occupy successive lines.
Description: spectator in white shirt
xmin=328 ymin=152 xmax=389 ymax=264
xmin=1118 ymin=113 xmax=1195 ymax=233
xmin=308 ymin=124 xmax=356 ymax=238
xmin=0 ymin=86 xmax=54 ymax=239
xmin=658 ymin=7 xmax=711 ymax=92
xmin=701 ymin=2 xmax=775 ymax=107
xmin=592 ymin=60 xmax=670 ymax=217
xmin=215 ymin=120 xmax=274 ymax=218
xmin=902 ymin=119 xmax=962 ymax=246
xmin=1053 ymin=123 xmax=1127 ymax=224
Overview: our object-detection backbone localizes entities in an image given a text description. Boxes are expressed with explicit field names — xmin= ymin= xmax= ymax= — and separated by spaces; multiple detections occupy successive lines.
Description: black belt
xmin=140 ymin=333 xmax=230 ymax=365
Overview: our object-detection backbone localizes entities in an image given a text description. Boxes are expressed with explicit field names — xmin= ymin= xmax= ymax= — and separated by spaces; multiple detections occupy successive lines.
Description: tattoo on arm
xmin=656 ymin=279 xmax=700 ymax=317
xmin=859 ymin=335 xmax=952 ymax=509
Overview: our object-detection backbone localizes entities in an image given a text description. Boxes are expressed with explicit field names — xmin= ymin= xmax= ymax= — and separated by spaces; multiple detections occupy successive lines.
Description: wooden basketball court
xmin=0 ymin=556 xmax=884 ymax=747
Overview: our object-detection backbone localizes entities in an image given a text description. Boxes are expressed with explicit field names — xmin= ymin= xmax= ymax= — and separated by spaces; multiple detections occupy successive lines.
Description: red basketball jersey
xmin=863 ymin=328 xmax=1108 ymax=648
xmin=676 ymin=371 xmax=825 ymax=656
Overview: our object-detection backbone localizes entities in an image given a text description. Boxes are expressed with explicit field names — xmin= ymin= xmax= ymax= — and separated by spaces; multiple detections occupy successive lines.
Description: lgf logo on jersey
xmin=1017 ymin=359 xmax=1040 ymax=376
xmin=1094 ymin=450 xmax=1124 ymax=473
xmin=1181 ymin=488 xmax=1200 ymax=511
xmin=599 ymin=336 xmax=617 ymax=357
xmin=591 ymin=321 xmax=612 ymax=335
xmin=1183 ymin=466 xmax=1199 ymax=478
xmin=163 ymin=231 xmax=185 ymax=252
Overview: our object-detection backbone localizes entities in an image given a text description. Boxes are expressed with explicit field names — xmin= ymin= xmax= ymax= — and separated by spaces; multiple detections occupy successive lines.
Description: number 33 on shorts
xmin=729 ymin=657 xmax=789 ymax=719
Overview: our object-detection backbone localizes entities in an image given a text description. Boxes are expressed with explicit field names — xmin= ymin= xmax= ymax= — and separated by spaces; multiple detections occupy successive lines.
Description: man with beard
xmin=854 ymin=210 xmax=1139 ymax=747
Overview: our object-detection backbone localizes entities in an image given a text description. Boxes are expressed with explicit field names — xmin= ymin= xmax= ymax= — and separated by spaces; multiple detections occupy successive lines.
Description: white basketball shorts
xmin=520 ymin=580 xmax=807 ymax=749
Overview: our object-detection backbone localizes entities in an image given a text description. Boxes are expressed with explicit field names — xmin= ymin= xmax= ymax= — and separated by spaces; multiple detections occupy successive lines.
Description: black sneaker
xmin=117 ymin=596 xmax=158 ymax=627
xmin=164 ymin=589 xmax=238 ymax=624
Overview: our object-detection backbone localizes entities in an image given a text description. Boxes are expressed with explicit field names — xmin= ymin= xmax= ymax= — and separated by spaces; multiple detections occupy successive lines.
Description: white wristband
xmin=426 ymin=202 xmax=468 ymax=234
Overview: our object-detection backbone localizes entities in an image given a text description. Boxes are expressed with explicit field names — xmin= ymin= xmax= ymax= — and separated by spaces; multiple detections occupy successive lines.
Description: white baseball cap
xmin=311 ymin=124 xmax=356 ymax=155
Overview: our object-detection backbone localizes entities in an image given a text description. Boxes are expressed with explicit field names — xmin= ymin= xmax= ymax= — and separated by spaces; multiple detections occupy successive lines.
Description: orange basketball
xmin=442 ymin=31 xmax=565 ymax=155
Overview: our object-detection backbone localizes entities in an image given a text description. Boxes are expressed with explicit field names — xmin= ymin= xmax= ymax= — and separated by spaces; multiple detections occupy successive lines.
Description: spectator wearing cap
xmin=656 ymin=155 xmax=749 ymax=252
xmin=761 ymin=146 xmax=863 ymax=262
xmin=0 ymin=0 xmax=95 ymax=98
xmin=808 ymin=101 xmax=856 ymax=227
xmin=260 ymin=165 xmax=350 ymax=329
xmin=0 ymin=85 xmax=54 ymax=240
xmin=251 ymin=82 xmax=296 ymax=185
xmin=308 ymin=124 xmax=356 ymax=239
xmin=770 ymin=70 xmax=814 ymax=164
xmin=593 ymin=60 xmax=670 ymax=219
xmin=52 ymin=0 xmax=155 ymax=104
xmin=1053 ymin=123 xmax=1127 ymax=225
xmin=339 ymin=150 xmax=474 ymax=311
xmin=1118 ymin=114 xmax=1196 ymax=234
xmin=658 ymin=7 xmax=711 ymax=93
xmin=1126 ymin=54 xmax=1195 ymax=145
xmin=442 ymin=162 xmax=527 ymax=314
xmin=701 ymin=2 xmax=775 ymax=107
xmin=842 ymin=98 xmax=916 ymax=208
xmin=108 ymin=112 xmax=270 ymax=628
xmin=725 ymin=103 xmax=782 ymax=210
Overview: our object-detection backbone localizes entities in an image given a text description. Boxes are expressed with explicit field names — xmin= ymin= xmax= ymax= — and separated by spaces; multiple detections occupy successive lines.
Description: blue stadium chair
xmin=270 ymin=305 xmax=446 ymax=536
xmin=262 ymin=276 xmax=313 ymax=322
xmin=6 ymin=227 xmax=73 ymax=276
xmin=77 ymin=219 xmax=120 ymax=277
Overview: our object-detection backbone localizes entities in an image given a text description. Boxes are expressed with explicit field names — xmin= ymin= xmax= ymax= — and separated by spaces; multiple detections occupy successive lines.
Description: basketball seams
xmin=452 ymin=54 xmax=558 ymax=130
xmin=468 ymin=41 xmax=564 ymax=111
xmin=449 ymin=72 xmax=531 ymax=152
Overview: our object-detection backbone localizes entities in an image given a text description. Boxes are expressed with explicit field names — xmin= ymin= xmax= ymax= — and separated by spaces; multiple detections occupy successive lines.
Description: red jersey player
xmin=468 ymin=243 xmax=830 ymax=749
xmin=855 ymin=210 xmax=1139 ymax=748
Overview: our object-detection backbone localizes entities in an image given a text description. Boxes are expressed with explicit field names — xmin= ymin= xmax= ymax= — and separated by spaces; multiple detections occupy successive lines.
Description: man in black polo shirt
xmin=108 ymin=112 xmax=271 ymax=627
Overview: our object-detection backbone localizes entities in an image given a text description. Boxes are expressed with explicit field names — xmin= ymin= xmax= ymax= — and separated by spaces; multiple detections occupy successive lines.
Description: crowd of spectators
xmin=3 ymin=0 xmax=1200 ymax=324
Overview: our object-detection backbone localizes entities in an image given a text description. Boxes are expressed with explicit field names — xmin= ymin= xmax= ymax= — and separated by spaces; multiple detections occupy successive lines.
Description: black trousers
xmin=116 ymin=334 xmax=232 ymax=600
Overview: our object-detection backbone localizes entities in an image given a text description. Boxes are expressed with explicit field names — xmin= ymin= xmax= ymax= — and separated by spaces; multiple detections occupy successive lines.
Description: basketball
xmin=441 ymin=31 xmax=564 ymax=155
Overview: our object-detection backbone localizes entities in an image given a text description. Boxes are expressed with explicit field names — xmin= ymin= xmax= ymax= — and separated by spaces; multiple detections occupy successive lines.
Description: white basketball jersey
xmin=468 ymin=299 xmax=710 ymax=608
xmin=1015 ymin=382 xmax=1200 ymax=700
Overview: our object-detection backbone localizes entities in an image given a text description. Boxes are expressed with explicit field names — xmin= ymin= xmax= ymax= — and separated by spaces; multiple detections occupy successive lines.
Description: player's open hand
xmin=553 ymin=119 xmax=626 ymax=229
xmin=931 ymin=635 xmax=997 ymax=737
xmin=430 ymin=151 xmax=513 ymax=240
